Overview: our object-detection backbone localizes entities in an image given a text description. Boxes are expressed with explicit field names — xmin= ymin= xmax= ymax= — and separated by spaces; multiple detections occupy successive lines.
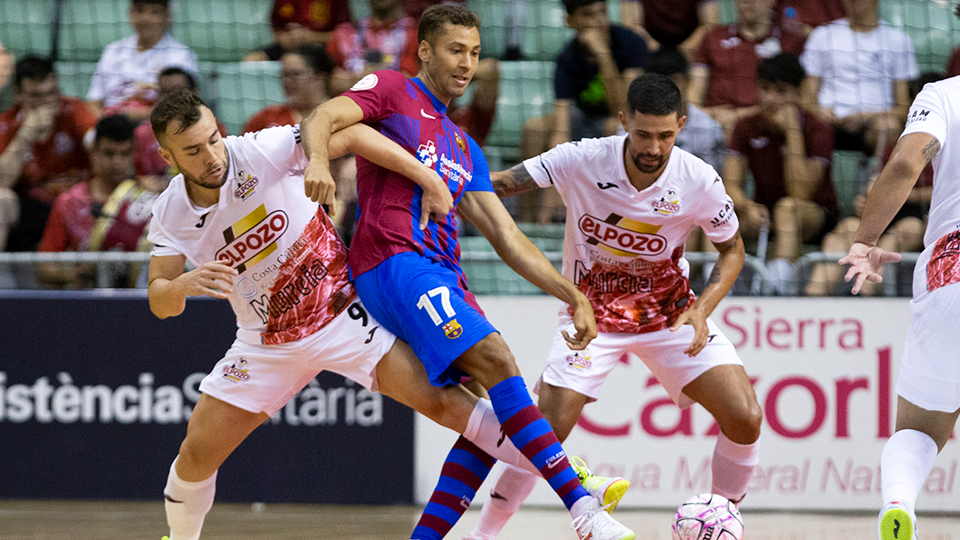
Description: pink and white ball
xmin=671 ymin=493 xmax=744 ymax=540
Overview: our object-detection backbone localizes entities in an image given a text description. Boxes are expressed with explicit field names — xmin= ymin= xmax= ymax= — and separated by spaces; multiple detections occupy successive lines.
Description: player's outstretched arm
xmin=840 ymin=132 xmax=936 ymax=294
xmin=671 ymin=231 xmax=745 ymax=356
xmin=490 ymin=163 xmax=541 ymax=199
xmin=147 ymin=255 xmax=237 ymax=319
xmin=300 ymin=96 xmax=366 ymax=208
xmin=457 ymin=191 xmax=597 ymax=349
xmin=329 ymin=124 xmax=453 ymax=228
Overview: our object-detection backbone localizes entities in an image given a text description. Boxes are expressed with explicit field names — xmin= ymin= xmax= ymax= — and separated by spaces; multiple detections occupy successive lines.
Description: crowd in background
xmin=0 ymin=0 xmax=949 ymax=296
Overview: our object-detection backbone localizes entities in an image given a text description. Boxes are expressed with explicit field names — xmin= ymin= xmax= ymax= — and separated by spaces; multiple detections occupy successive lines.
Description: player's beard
xmin=629 ymin=146 xmax=667 ymax=174
xmin=178 ymin=158 xmax=229 ymax=190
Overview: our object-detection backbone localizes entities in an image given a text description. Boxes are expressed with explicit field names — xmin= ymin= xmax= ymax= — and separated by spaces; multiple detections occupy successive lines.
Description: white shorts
xmin=199 ymin=300 xmax=397 ymax=416
xmin=535 ymin=318 xmax=741 ymax=409
xmin=897 ymin=283 xmax=960 ymax=413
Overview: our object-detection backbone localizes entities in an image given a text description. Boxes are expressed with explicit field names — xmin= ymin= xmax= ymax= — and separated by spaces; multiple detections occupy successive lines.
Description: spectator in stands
xmin=800 ymin=0 xmax=917 ymax=161
xmin=37 ymin=114 xmax=155 ymax=288
xmin=619 ymin=0 xmax=719 ymax=59
xmin=326 ymin=0 xmax=420 ymax=96
xmin=518 ymin=0 xmax=646 ymax=223
xmin=724 ymin=53 xmax=838 ymax=294
xmin=688 ymin=0 xmax=806 ymax=136
xmin=86 ymin=0 xmax=198 ymax=121
xmin=0 ymin=56 xmax=96 ymax=253
xmin=644 ymin=47 xmax=725 ymax=172
xmin=805 ymin=73 xmax=942 ymax=297
xmin=775 ymin=0 xmax=845 ymax=37
xmin=245 ymin=0 xmax=353 ymax=61
xmin=244 ymin=45 xmax=335 ymax=133
xmin=133 ymin=67 xmax=226 ymax=193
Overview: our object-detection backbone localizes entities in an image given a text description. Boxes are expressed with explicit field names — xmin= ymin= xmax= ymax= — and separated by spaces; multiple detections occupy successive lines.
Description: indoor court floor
xmin=2 ymin=500 xmax=960 ymax=540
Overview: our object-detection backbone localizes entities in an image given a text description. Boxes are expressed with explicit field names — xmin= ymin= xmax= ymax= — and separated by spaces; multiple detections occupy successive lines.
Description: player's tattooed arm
xmin=491 ymin=163 xmax=540 ymax=199
xmin=921 ymin=138 xmax=941 ymax=164
xmin=706 ymin=231 xmax=742 ymax=287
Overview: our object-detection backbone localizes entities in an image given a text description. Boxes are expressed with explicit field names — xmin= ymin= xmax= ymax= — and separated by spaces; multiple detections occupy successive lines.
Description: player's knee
xmin=730 ymin=402 xmax=763 ymax=444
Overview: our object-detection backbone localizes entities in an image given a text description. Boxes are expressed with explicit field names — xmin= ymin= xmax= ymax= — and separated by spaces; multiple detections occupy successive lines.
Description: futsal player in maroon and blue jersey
xmin=300 ymin=5 xmax=635 ymax=540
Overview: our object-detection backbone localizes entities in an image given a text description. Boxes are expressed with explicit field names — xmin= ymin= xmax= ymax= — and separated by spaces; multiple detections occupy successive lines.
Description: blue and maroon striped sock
xmin=411 ymin=437 xmax=495 ymax=540
xmin=488 ymin=376 xmax=588 ymax=510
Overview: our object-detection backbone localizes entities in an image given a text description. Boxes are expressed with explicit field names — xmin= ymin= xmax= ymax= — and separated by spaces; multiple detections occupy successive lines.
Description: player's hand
xmin=670 ymin=307 xmax=709 ymax=357
xmin=303 ymin=157 xmax=337 ymax=214
xmin=839 ymin=241 xmax=902 ymax=295
xmin=418 ymin=170 xmax=454 ymax=230
xmin=563 ymin=296 xmax=597 ymax=350
xmin=175 ymin=262 xmax=238 ymax=299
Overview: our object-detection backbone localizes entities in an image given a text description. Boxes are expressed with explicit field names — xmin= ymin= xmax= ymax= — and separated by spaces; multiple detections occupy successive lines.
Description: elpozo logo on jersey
xmin=215 ymin=204 xmax=289 ymax=273
xmin=579 ymin=213 xmax=667 ymax=257
xmin=234 ymin=172 xmax=260 ymax=201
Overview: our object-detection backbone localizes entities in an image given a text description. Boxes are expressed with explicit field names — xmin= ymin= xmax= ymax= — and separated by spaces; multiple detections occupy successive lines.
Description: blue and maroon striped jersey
xmin=341 ymin=69 xmax=493 ymax=281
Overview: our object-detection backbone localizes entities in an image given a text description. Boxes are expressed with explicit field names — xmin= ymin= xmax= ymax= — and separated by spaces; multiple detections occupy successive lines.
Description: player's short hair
xmin=955 ymin=3 xmax=960 ymax=20
xmin=417 ymin=4 xmax=481 ymax=46
xmin=563 ymin=0 xmax=605 ymax=16
xmin=151 ymin=89 xmax=208 ymax=142
xmin=93 ymin=114 xmax=136 ymax=147
xmin=158 ymin=66 xmax=197 ymax=91
xmin=757 ymin=53 xmax=805 ymax=88
xmin=627 ymin=73 xmax=682 ymax=118
xmin=287 ymin=44 xmax=336 ymax=76
xmin=14 ymin=56 xmax=55 ymax=88
xmin=644 ymin=47 xmax=689 ymax=78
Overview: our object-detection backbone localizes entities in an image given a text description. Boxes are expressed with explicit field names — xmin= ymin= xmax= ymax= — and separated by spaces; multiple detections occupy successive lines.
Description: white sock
xmin=164 ymin=457 xmax=218 ymax=540
xmin=463 ymin=399 xmax=540 ymax=476
xmin=881 ymin=429 xmax=938 ymax=510
xmin=711 ymin=432 xmax=760 ymax=504
xmin=472 ymin=463 xmax=539 ymax=538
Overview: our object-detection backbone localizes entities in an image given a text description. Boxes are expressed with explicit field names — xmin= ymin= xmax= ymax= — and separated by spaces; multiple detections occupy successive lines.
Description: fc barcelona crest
xmin=454 ymin=132 xmax=466 ymax=152
xmin=443 ymin=319 xmax=463 ymax=339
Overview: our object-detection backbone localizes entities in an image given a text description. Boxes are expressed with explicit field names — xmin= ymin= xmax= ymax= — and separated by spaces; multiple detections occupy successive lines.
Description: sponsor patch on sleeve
xmin=350 ymin=73 xmax=379 ymax=91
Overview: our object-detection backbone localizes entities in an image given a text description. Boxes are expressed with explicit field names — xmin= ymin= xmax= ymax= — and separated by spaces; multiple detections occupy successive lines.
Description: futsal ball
xmin=671 ymin=493 xmax=744 ymax=540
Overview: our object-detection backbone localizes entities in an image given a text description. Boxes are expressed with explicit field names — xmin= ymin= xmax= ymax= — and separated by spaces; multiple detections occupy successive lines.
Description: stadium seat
xmin=55 ymin=62 xmax=98 ymax=100
xmin=831 ymin=150 xmax=867 ymax=219
xmin=520 ymin=0 xmax=573 ymax=61
xmin=880 ymin=0 xmax=958 ymax=72
xmin=174 ymin=0 xmax=273 ymax=62
xmin=59 ymin=0 xmax=272 ymax=63
xmin=0 ymin=0 xmax=56 ymax=57
xmin=486 ymin=60 xmax=555 ymax=149
xmin=59 ymin=0 xmax=130 ymax=62
xmin=209 ymin=61 xmax=284 ymax=135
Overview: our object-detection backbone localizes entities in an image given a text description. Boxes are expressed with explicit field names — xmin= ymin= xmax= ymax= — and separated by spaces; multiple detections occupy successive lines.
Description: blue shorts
xmin=354 ymin=252 xmax=498 ymax=387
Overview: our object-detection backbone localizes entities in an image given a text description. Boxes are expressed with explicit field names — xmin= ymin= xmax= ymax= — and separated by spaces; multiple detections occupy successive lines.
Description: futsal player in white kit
xmin=145 ymin=90 xmax=603 ymax=540
xmin=460 ymin=74 xmax=763 ymax=540
xmin=841 ymin=8 xmax=960 ymax=536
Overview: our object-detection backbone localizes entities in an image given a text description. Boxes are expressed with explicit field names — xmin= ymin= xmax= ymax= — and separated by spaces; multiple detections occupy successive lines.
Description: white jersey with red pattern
xmin=900 ymin=76 xmax=960 ymax=295
xmin=147 ymin=125 xmax=356 ymax=345
xmin=523 ymin=136 xmax=739 ymax=334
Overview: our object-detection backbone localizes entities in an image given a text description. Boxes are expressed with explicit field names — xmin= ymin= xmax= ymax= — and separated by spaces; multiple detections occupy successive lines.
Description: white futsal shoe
xmin=571 ymin=502 xmax=636 ymax=540
xmin=879 ymin=500 xmax=919 ymax=540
